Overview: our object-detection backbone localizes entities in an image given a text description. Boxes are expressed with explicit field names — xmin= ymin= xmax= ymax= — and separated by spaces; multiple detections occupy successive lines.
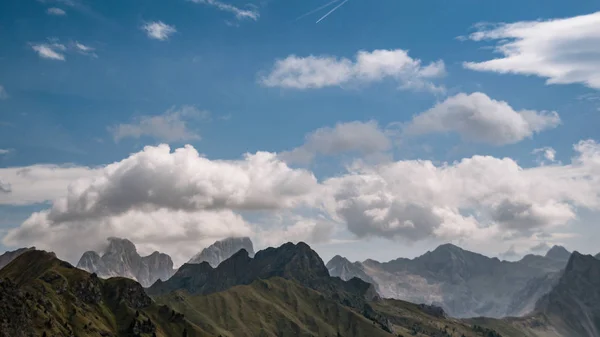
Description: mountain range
xmin=1 ymin=240 xmax=600 ymax=336
xmin=327 ymin=243 xmax=572 ymax=318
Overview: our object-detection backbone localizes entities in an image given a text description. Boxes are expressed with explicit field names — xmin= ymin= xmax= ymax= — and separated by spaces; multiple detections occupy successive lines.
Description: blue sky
xmin=1 ymin=0 xmax=600 ymax=265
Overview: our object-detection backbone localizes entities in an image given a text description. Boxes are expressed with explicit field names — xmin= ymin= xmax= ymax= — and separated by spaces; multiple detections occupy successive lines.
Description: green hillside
xmin=156 ymin=277 xmax=509 ymax=337
xmin=0 ymin=250 xmax=210 ymax=337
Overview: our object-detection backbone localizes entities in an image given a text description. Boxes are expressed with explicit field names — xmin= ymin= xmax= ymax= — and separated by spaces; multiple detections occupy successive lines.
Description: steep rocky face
xmin=0 ymin=247 xmax=35 ymax=270
xmin=329 ymin=244 xmax=571 ymax=318
xmin=187 ymin=236 xmax=255 ymax=267
xmin=535 ymin=252 xmax=600 ymax=337
xmin=76 ymin=238 xmax=175 ymax=287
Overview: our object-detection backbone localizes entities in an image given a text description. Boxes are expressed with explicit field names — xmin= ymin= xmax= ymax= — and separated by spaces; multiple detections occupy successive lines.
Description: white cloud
xmin=320 ymin=140 xmax=600 ymax=243
xmin=2 ymin=144 xmax=318 ymax=263
xmin=260 ymin=49 xmax=446 ymax=93
xmin=0 ymin=149 xmax=11 ymax=155
xmin=73 ymin=41 xmax=97 ymax=57
xmin=0 ymin=165 xmax=101 ymax=205
xmin=463 ymin=11 xmax=600 ymax=90
xmin=403 ymin=92 xmax=560 ymax=145
xmin=0 ymin=85 xmax=8 ymax=100
xmin=31 ymin=43 xmax=66 ymax=60
xmin=46 ymin=7 xmax=66 ymax=16
xmin=189 ymin=0 xmax=259 ymax=21
xmin=0 ymin=180 xmax=11 ymax=193
xmin=109 ymin=106 xmax=209 ymax=142
xmin=256 ymin=213 xmax=335 ymax=248
xmin=142 ymin=21 xmax=177 ymax=41
xmin=280 ymin=121 xmax=392 ymax=164
xmin=533 ymin=147 xmax=557 ymax=164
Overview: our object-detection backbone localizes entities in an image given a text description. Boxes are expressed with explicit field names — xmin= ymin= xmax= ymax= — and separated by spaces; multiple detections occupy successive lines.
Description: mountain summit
xmin=545 ymin=245 xmax=571 ymax=261
xmin=187 ymin=236 xmax=255 ymax=267
xmin=76 ymin=237 xmax=175 ymax=287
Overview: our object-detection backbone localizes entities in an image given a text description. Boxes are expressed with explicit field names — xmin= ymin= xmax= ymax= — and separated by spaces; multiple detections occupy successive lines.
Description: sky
xmin=1 ymin=0 xmax=600 ymax=266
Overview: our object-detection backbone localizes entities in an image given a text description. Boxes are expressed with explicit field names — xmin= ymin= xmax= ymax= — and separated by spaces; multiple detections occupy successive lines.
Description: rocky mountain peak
xmin=188 ymin=236 xmax=255 ymax=267
xmin=76 ymin=238 xmax=175 ymax=287
xmin=545 ymin=245 xmax=571 ymax=261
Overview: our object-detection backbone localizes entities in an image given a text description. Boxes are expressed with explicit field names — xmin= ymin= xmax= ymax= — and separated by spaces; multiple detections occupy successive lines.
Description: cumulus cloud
xmin=463 ymin=11 xmax=600 ymax=89
xmin=261 ymin=49 xmax=446 ymax=93
xmin=109 ymin=106 xmax=209 ymax=142
xmin=320 ymin=140 xmax=600 ymax=242
xmin=0 ymin=85 xmax=8 ymax=100
xmin=403 ymin=92 xmax=561 ymax=145
xmin=256 ymin=213 xmax=335 ymax=248
xmin=31 ymin=43 xmax=66 ymax=60
xmin=3 ymin=144 xmax=318 ymax=262
xmin=47 ymin=7 xmax=66 ymax=15
xmin=189 ymin=0 xmax=259 ymax=21
xmin=280 ymin=121 xmax=392 ymax=164
xmin=0 ymin=165 xmax=100 ymax=205
xmin=142 ymin=21 xmax=177 ymax=41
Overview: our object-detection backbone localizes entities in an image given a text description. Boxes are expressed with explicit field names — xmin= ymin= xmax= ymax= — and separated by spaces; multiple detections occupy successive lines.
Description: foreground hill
xmin=77 ymin=237 xmax=176 ymax=287
xmin=0 ymin=250 xmax=208 ymax=337
xmin=328 ymin=244 xmax=570 ymax=318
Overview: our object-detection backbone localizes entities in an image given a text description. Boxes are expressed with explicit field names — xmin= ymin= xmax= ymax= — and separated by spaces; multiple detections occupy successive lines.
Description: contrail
xmin=295 ymin=0 xmax=341 ymax=21
xmin=316 ymin=0 xmax=349 ymax=23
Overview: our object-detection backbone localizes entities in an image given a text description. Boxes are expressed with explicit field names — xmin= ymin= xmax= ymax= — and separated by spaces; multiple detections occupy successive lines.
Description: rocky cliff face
xmin=76 ymin=238 xmax=175 ymax=287
xmin=187 ymin=237 xmax=255 ymax=267
xmin=328 ymin=244 xmax=571 ymax=318
xmin=0 ymin=247 xmax=35 ymax=270
xmin=535 ymin=252 xmax=600 ymax=337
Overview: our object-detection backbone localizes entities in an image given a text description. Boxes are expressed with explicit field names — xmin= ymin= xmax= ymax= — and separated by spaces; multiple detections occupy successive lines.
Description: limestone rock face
xmin=76 ymin=238 xmax=175 ymax=287
xmin=187 ymin=237 xmax=255 ymax=267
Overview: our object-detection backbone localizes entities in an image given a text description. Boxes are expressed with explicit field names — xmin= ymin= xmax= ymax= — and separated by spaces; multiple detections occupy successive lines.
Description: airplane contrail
xmin=295 ymin=0 xmax=341 ymax=21
xmin=316 ymin=0 xmax=350 ymax=23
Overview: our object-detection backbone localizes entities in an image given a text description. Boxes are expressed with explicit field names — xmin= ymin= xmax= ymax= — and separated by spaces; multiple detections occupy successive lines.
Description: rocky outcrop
xmin=0 ymin=247 xmax=35 ymax=270
xmin=76 ymin=238 xmax=175 ymax=287
xmin=187 ymin=236 xmax=255 ymax=267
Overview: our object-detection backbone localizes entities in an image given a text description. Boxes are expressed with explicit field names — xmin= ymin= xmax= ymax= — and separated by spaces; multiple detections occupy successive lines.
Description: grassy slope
xmin=0 ymin=250 xmax=211 ymax=337
xmin=156 ymin=277 xmax=393 ymax=337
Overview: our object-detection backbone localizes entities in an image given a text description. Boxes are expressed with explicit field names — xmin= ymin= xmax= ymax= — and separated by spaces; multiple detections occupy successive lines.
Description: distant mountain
xmin=76 ymin=237 xmax=175 ymax=287
xmin=0 ymin=249 xmax=207 ymax=337
xmin=595 ymin=253 xmax=600 ymax=260
xmin=328 ymin=243 xmax=571 ymax=318
xmin=0 ymin=247 xmax=34 ymax=270
xmin=187 ymin=236 xmax=254 ymax=267
xmin=545 ymin=245 xmax=572 ymax=261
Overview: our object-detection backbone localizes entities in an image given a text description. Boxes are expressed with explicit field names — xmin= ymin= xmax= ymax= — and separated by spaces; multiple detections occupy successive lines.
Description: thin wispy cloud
xmin=46 ymin=7 xmax=66 ymax=16
xmin=31 ymin=43 xmax=66 ymax=60
xmin=142 ymin=21 xmax=177 ymax=41
xmin=73 ymin=41 xmax=97 ymax=57
xmin=189 ymin=0 xmax=259 ymax=21
xmin=316 ymin=0 xmax=349 ymax=23
xmin=0 ymin=85 xmax=8 ymax=100
xmin=295 ymin=0 xmax=340 ymax=21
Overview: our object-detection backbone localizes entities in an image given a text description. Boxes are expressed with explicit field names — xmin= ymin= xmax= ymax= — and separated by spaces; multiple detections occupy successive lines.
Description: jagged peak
xmin=434 ymin=243 xmax=464 ymax=253
xmin=327 ymin=255 xmax=351 ymax=265
xmin=545 ymin=245 xmax=571 ymax=260
xmin=104 ymin=237 xmax=138 ymax=255
xmin=564 ymin=251 xmax=598 ymax=273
